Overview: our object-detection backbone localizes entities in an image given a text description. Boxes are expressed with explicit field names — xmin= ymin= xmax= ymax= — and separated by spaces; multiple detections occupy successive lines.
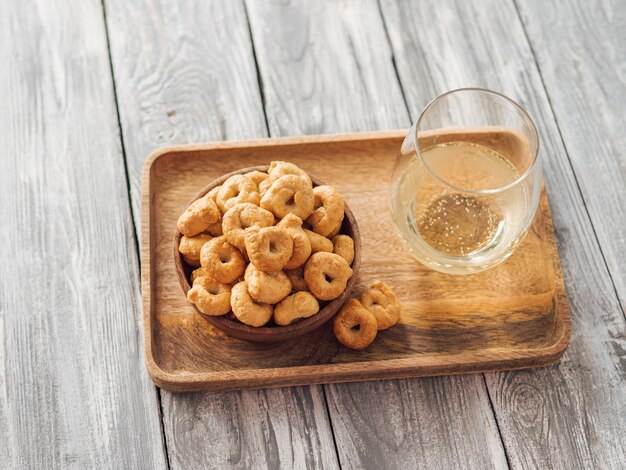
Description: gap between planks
xmin=99 ymin=0 xmax=172 ymax=468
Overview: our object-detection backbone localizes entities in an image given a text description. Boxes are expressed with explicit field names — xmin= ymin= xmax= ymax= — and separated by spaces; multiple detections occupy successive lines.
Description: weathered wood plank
xmin=103 ymin=0 xmax=339 ymax=468
xmin=515 ymin=0 xmax=626 ymax=309
xmin=379 ymin=0 xmax=626 ymax=468
xmin=0 ymin=0 xmax=167 ymax=468
xmin=245 ymin=1 xmax=508 ymax=468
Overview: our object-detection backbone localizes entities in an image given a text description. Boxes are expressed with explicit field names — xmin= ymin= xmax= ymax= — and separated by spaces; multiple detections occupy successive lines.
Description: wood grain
xmin=143 ymin=132 xmax=569 ymax=392
xmin=0 ymin=0 xmax=167 ymax=468
xmin=515 ymin=0 xmax=626 ymax=308
xmin=245 ymin=1 xmax=508 ymax=467
xmin=379 ymin=0 xmax=626 ymax=468
xmin=103 ymin=0 xmax=339 ymax=467
xmin=104 ymin=0 xmax=266 ymax=226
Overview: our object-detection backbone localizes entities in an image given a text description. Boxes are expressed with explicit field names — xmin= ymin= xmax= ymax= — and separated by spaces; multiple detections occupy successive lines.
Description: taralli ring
xmin=245 ymin=170 xmax=270 ymax=193
xmin=268 ymin=161 xmax=312 ymax=186
xmin=230 ymin=281 xmax=273 ymax=327
xmin=177 ymin=194 xmax=220 ymax=237
xmin=207 ymin=185 xmax=220 ymax=203
xmin=200 ymin=236 xmax=246 ymax=283
xmin=304 ymin=252 xmax=353 ymax=301
xmin=333 ymin=299 xmax=378 ymax=350
xmin=191 ymin=266 xmax=209 ymax=283
xmin=245 ymin=226 xmax=293 ymax=272
xmin=244 ymin=263 xmax=291 ymax=304
xmin=306 ymin=185 xmax=345 ymax=237
xmin=216 ymin=175 xmax=260 ymax=213
xmin=332 ymin=235 xmax=354 ymax=265
xmin=285 ymin=266 xmax=308 ymax=292
xmin=360 ymin=281 xmax=401 ymax=330
xmin=277 ymin=214 xmax=312 ymax=269
xmin=304 ymin=229 xmax=333 ymax=254
xmin=223 ymin=203 xmax=274 ymax=251
xmin=274 ymin=291 xmax=320 ymax=326
xmin=178 ymin=234 xmax=212 ymax=267
xmin=261 ymin=174 xmax=314 ymax=220
xmin=187 ymin=276 xmax=232 ymax=316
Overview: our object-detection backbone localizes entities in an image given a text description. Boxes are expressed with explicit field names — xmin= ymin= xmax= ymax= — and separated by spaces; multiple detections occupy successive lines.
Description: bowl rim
xmin=173 ymin=165 xmax=362 ymax=340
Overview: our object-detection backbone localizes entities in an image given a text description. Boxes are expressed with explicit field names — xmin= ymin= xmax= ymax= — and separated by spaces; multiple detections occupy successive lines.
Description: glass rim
xmin=414 ymin=87 xmax=541 ymax=195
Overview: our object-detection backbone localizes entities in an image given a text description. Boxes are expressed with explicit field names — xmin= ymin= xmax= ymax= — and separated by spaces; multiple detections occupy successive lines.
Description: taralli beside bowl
xmin=174 ymin=163 xmax=362 ymax=343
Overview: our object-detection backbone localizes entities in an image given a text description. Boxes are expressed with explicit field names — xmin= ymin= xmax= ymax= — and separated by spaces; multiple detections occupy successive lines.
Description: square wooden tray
xmin=141 ymin=130 xmax=571 ymax=392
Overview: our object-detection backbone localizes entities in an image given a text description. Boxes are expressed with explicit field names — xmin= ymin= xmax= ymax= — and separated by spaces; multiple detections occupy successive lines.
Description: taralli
xmin=327 ymin=223 xmax=342 ymax=239
xmin=306 ymin=185 xmax=345 ymax=237
xmin=178 ymin=234 xmax=212 ymax=267
xmin=245 ymin=171 xmax=270 ymax=193
xmin=304 ymin=229 xmax=333 ymax=254
xmin=261 ymin=175 xmax=314 ymax=220
xmin=177 ymin=162 xmax=361 ymax=332
xmin=223 ymin=203 xmax=274 ymax=251
xmin=268 ymin=161 xmax=312 ymax=186
xmin=205 ymin=187 xmax=224 ymax=235
xmin=285 ymin=266 xmax=308 ymax=292
xmin=258 ymin=178 xmax=271 ymax=195
xmin=245 ymin=226 xmax=293 ymax=272
xmin=191 ymin=266 xmax=209 ymax=283
xmin=177 ymin=195 xmax=220 ymax=237
xmin=244 ymin=263 xmax=291 ymax=304
xmin=207 ymin=186 xmax=220 ymax=202
xmin=360 ymin=281 xmax=401 ymax=330
xmin=216 ymin=175 xmax=260 ymax=213
xmin=230 ymin=281 xmax=273 ymax=327
xmin=187 ymin=276 xmax=232 ymax=316
xmin=333 ymin=299 xmax=378 ymax=350
xmin=304 ymin=252 xmax=353 ymax=301
xmin=200 ymin=236 xmax=246 ymax=283
xmin=205 ymin=219 xmax=223 ymax=237
xmin=274 ymin=291 xmax=320 ymax=326
xmin=332 ymin=235 xmax=355 ymax=265
xmin=277 ymin=214 xmax=312 ymax=269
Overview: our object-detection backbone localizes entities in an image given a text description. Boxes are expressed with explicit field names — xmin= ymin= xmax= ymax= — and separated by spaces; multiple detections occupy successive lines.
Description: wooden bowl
xmin=174 ymin=166 xmax=361 ymax=342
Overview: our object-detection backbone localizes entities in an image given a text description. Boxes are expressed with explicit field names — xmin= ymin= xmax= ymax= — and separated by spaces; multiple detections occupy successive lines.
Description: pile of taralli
xmin=176 ymin=161 xmax=400 ymax=349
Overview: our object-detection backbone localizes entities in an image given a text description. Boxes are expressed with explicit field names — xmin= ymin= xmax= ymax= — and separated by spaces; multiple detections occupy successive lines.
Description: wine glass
xmin=390 ymin=88 xmax=542 ymax=274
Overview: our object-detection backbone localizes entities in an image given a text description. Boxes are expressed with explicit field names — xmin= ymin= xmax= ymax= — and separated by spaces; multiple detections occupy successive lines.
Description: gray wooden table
xmin=2 ymin=0 xmax=624 ymax=468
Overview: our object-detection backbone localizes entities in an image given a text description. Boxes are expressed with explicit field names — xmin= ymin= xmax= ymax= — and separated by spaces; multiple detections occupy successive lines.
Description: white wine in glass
xmin=391 ymin=89 xmax=542 ymax=274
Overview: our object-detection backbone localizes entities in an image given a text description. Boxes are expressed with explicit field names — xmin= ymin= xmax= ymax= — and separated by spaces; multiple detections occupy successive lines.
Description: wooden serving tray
xmin=141 ymin=130 xmax=571 ymax=392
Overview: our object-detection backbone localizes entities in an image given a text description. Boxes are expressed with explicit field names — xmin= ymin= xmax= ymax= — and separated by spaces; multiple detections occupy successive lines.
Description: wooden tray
xmin=141 ymin=130 xmax=571 ymax=392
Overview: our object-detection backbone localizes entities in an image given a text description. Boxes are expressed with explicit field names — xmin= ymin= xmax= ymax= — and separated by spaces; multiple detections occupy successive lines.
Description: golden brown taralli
xmin=190 ymin=266 xmax=209 ymax=283
xmin=222 ymin=203 xmax=274 ymax=251
xmin=304 ymin=229 xmax=333 ymax=254
xmin=307 ymin=185 xmax=344 ymax=237
xmin=245 ymin=170 xmax=270 ymax=192
xmin=333 ymin=299 xmax=377 ymax=350
xmin=244 ymin=263 xmax=291 ymax=304
xmin=268 ymin=161 xmax=312 ymax=186
xmin=216 ymin=174 xmax=260 ymax=213
xmin=245 ymin=226 xmax=294 ymax=272
xmin=360 ymin=281 xmax=401 ymax=330
xmin=178 ymin=233 xmax=212 ymax=267
xmin=285 ymin=266 xmax=308 ymax=292
xmin=274 ymin=292 xmax=320 ymax=326
xmin=200 ymin=236 xmax=246 ymax=283
xmin=230 ymin=281 xmax=273 ymax=327
xmin=261 ymin=174 xmax=314 ymax=220
xmin=177 ymin=194 xmax=220 ymax=237
xmin=332 ymin=235 xmax=355 ymax=265
xmin=187 ymin=276 xmax=232 ymax=316
xmin=277 ymin=214 xmax=312 ymax=269
xmin=304 ymin=252 xmax=353 ymax=300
